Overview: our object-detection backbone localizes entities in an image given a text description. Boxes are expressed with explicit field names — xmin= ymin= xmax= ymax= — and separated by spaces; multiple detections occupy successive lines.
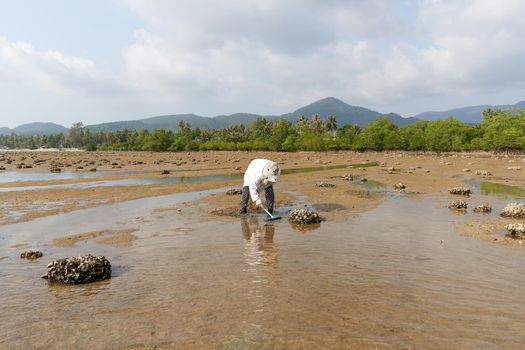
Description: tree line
xmin=1 ymin=109 xmax=524 ymax=152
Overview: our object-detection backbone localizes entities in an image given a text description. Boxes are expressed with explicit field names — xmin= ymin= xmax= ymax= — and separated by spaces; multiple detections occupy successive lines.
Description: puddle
xmin=0 ymin=173 xmax=241 ymax=192
xmin=350 ymin=161 xmax=380 ymax=168
xmin=281 ymin=164 xmax=349 ymax=175
xmin=1 ymin=190 xmax=525 ymax=349
xmin=465 ymin=179 xmax=525 ymax=201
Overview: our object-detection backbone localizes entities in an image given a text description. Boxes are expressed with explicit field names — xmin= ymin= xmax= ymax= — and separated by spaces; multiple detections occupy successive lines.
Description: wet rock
xmin=226 ymin=188 xmax=242 ymax=195
xmin=448 ymin=187 xmax=471 ymax=196
xmin=507 ymin=166 xmax=521 ymax=170
xmin=500 ymin=203 xmax=525 ymax=218
xmin=505 ymin=223 xmax=525 ymax=239
xmin=448 ymin=200 xmax=467 ymax=210
xmin=0 ymin=166 xmax=5 ymax=170
xmin=20 ymin=250 xmax=43 ymax=259
xmin=475 ymin=170 xmax=492 ymax=176
xmin=234 ymin=166 xmax=242 ymax=171
xmin=161 ymin=170 xmax=170 ymax=175
xmin=342 ymin=173 xmax=354 ymax=181
xmin=316 ymin=182 xmax=335 ymax=188
xmin=89 ymin=168 xmax=97 ymax=172
xmin=42 ymin=254 xmax=111 ymax=284
xmin=50 ymin=167 xmax=61 ymax=173
xmin=473 ymin=204 xmax=492 ymax=213
xmin=394 ymin=183 xmax=406 ymax=190
xmin=288 ymin=209 xmax=322 ymax=224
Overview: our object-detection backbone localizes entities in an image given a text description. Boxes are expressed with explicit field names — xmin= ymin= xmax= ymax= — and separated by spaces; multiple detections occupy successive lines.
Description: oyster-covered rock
xmin=316 ymin=182 xmax=335 ymax=188
xmin=43 ymin=254 xmax=111 ymax=284
xmin=475 ymin=170 xmax=492 ymax=176
xmin=288 ymin=209 xmax=322 ymax=224
xmin=393 ymin=183 xmax=406 ymax=190
xmin=500 ymin=203 xmax=525 ymax=218
xmin=342 ymin=173 xmax=353 ymax=181
xmin=448 ymin=187 xmax=471 ymax=196
xmin=505 ymin=223 xmax=525 ymax=239
xmin=20 ymin=250 xmax=43 ymax=259
xmin=226 ymin=188 xmax=242 ymax=195
xmin=448 ymin=200 xmax=467 ymax=209
xmin=473 ymin=204 xmax=492 ymax=213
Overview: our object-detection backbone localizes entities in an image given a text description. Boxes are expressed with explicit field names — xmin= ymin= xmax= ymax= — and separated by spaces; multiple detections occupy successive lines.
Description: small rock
xmin=42 ymin=254 xmax=111 ymax=284
xmin=394 ymin=183 xmax=406 ymax=190
xmin=288 ymin=209 xmax=322 ymax=224
xmin=505 ymin=223 xmax=525 ymax=239
xmin=507 ymin=166 xmax=521 ymax=170
xmin=473 ymin=204 xmax=492 ymax=213
xmin=226 ymin=188 xmax=242 ymax=195
xmin=161 ymin=170 xmax=170 ymax=175
xmin=448 ymin=200 xmax=467 ymax=209
xmin=448 ymin=187 xmax=471 ymax=196
xmin=316 ymin=182 xmax=335 ymax=188
xmin=20 ymin=250 xmax=43 ymax=259
xmin=462 ymin=168 xmax=471 ymax=172
xmin=475 ymin=170 xmax=492 ymax=176
xmin=500 ymin=203 xmax=525 ymax=218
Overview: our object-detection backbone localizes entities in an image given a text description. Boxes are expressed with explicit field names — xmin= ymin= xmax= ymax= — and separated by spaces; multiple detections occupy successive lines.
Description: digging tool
xmin=263 ymin=207 xmax=282 ymax=221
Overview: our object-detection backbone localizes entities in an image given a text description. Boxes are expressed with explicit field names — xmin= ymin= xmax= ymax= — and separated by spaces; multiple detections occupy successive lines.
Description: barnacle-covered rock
xmin=448 ymin=187 xmax=471 ymax=196
xmin=42 ymin=254 xmax=111 ymax=284
xmin=448 ymin=200 xmax=467 ymax=209
xmin=20 ymin=250 xmax=43 ymax=259
xmin=475 ymin=170 xmax=492 ymax=176
xmin=342 ymin=173 xmax=353 ymax=181
xmin=500 ymin=203 xmax=525 ymax=218
xmin=473 ymin=204 xmax=492 ymax=213
xmin=394 ymin=183 xmax=406 ymax=190
xmin=288 ymin=209 xmax=322 ymax=224
xmin=316 ymin=182 xmax=335 ymax=188
xmin=226 ymin=188 xmax=242 ymax=195
xmin=505 ymin=223 xmax=525 ymax=239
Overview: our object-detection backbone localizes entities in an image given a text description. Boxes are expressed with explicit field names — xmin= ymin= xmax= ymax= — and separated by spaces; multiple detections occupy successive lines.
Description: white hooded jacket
xmin=243 ymin=159 xmax=280 ymax=205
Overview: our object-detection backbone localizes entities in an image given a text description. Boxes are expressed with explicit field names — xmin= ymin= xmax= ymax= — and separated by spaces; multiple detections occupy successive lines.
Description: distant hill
xmin=0 ymin=122 xmax=68 ymax=136
xmin=279 ymin=97 xmax=418 ymax=127
xmin=413 ymin=101 xmax=525 ymax=124
xmin=1 ymin=97 xmax=419 ymax=135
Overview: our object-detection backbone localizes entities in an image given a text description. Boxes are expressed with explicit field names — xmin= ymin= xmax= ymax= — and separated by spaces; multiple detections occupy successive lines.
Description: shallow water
xmin=1 ymin=189 xmax=525 ymax=349
xmin=0 ymin=173 xmax=241 ymax=192
xmin=466 ymin=179 xmax=525 ymax=201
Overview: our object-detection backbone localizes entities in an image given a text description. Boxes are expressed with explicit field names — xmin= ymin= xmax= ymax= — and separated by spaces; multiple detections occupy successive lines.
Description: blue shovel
xmin=263 ymin=207 xmax=282 ymax=221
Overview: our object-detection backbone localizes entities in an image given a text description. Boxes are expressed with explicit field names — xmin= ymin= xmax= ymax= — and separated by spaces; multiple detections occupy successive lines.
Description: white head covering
xmin=263 ymin=162 xmax=280 ymax=183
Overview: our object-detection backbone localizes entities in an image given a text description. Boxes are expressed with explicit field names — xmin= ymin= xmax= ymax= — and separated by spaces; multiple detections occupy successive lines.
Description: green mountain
xmin=413 ymin=101 xmax=525 ymax=123
xmin=1 ymin=97 xmax=418 ymax=134
xmin=279 ymin=97 xmax=418 ymax=126
xmin=0 ymin=122 xmax=68 ymax=136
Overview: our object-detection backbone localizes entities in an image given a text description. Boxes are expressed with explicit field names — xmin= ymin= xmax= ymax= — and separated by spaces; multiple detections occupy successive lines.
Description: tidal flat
xmin=1 ymin=150 xmax=525 ymax=349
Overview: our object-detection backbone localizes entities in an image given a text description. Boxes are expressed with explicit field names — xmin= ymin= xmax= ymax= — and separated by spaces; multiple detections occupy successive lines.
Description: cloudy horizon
xmin=1 ymin=0 xmax=525 ymax=128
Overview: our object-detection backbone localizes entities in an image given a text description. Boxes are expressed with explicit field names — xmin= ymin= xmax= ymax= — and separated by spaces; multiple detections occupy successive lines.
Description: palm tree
xmin=326 ymin=115 xmax=338 ymax=137
xmin=297 ymin=115 xmax=309 ymax=132
xmin=310 ymin=114 xmax=325 ymax=135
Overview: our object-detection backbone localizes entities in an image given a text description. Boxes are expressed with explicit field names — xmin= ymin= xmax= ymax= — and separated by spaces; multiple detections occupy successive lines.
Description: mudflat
xmin=1 ymin=150 xmax=525 ymax=350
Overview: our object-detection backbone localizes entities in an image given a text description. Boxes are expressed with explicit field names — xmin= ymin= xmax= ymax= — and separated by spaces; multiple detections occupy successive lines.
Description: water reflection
xmin=241 ymin=216 xmax=278 ymax=267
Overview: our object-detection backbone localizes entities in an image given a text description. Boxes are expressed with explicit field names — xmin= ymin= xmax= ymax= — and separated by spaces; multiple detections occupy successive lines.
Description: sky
xmin=1 ymin=0 xmax=525 ymax=128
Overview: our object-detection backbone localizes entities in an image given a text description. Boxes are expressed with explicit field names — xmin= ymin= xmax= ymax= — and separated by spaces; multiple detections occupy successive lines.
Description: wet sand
xmin=1 ymin=150 xmax=525 ymax=349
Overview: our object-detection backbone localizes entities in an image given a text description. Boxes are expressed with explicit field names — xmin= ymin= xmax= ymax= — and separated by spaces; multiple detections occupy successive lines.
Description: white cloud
xmin=0 ymin=36 xmax=124 ymax=97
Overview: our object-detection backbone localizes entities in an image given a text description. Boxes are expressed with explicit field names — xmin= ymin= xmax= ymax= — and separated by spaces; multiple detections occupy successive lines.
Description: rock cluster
xmin=473 ymin=204 xmax=492 ymax=213
xmin=500 ymin=203 xmax=525 ymax=218
xmin=342 ymin=173 xmax=353 ymax=181
xmin=316 ymin=182 xmax=335 ymax=188
xmin=226 ymin=188 xmax=242 ymax=195
xmin=475 ymin=170 xmax=492 ymax=176
xmin=20 ymin=250 xmax=43 ymax=259
xmin=42 ymin=254 xmax=111 ymax=284
xmin=161 ymin=170 xmax=170 ymax=174
xmin=448 ymin=200 xmax=467 ymax=209
xmin=394 ymin=183 xmax=406 ymax=190
xmin=505 ymin=223 xmax=525 ymax=239
xmin=448 ymin=187 xmax=471 ymax=196
xmin=288 ymin=209 xmax=322 ymax=224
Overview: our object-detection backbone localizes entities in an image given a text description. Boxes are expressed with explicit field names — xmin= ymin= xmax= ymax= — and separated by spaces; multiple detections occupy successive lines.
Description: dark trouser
xmin=240 ymin=185 xmax=274 ymax=211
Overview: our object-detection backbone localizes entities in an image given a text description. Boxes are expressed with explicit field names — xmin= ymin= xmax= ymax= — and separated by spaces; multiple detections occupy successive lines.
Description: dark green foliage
xmin=1 ymin=110 xmax=524 ymax=152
